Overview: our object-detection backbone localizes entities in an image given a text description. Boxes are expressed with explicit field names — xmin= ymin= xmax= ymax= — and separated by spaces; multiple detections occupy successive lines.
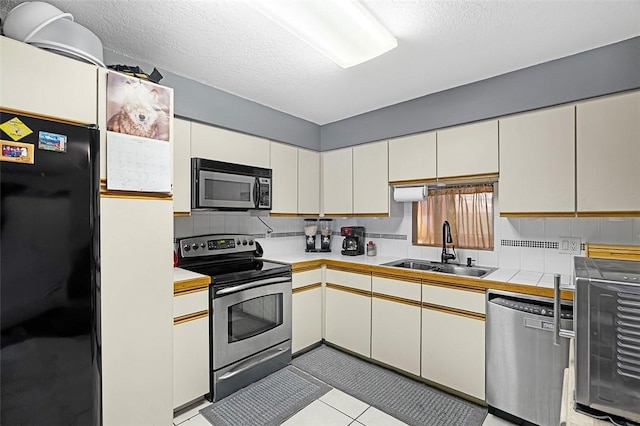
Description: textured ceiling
xmin=2 ymin=1 xmax=639 ymax=124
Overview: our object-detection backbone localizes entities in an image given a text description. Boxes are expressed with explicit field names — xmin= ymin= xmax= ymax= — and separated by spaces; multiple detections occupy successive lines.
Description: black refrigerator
xmin=0 ymin=111 xmax=101 ymax=425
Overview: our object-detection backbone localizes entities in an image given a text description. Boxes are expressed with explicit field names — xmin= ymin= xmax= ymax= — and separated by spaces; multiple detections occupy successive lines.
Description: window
xmin=413 ymin=184 xmax=494 ymax=250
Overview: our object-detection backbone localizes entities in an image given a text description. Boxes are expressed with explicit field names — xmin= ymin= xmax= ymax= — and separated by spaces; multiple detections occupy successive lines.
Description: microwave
xmin=192 ymin=158 xmax=272 ymax=211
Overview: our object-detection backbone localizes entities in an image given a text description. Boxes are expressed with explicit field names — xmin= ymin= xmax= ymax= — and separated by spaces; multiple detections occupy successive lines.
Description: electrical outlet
xmin=559 ymin=236 xmax=581 ymax=254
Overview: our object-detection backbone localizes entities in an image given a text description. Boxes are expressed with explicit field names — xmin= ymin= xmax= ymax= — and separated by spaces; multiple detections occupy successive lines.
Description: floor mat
xmin=199 ymin=365 xmax=331 ymax=426
xmin=292 ymin=345 xmax=487 ymax=426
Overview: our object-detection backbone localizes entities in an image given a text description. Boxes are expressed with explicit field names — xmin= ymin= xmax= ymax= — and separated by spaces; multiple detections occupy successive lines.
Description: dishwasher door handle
xmin=553 ymin=274 xmax=575 ymax=346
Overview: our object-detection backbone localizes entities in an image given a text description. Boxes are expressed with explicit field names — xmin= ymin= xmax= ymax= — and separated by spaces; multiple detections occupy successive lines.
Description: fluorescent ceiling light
xmin=247 ymin=0 xmax=398 ymax=68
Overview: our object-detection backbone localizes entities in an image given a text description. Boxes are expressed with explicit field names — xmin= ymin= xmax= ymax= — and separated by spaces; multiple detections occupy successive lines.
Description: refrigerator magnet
xmin=1 ymin=140 xmax=34 ymax=164
xmin=38 ymin=131 xmax=67 ymax=153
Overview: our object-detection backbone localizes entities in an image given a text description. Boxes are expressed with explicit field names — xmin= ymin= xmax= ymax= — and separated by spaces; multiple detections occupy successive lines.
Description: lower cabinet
xmin=324 ymin=268 xmax=372 ymax=358
xmin=173 ymin=290 xmax=209 ymax=409
xmin=371 ymin=276 xmax=422 ymax=376
xmin=292 ymin=268 xmax=323 ymax=354
xmin=420 ymin=281 xmax=486 ymax=402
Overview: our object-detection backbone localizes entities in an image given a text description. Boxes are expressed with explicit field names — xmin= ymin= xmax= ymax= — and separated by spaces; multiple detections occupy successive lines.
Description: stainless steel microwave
xmin=191 ymin=158 xmax=272 ymax=211
xmin=571 ymin=257 xmax=640 ymax=424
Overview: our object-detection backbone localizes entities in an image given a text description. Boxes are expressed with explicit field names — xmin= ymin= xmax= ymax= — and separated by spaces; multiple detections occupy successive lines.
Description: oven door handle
xmin=215 ymin=276 xmax=291 ymax=296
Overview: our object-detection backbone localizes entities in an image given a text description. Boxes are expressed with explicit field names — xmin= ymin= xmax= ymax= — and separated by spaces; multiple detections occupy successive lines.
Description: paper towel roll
xmin=393 ymin=185 xmax=427 ymax=202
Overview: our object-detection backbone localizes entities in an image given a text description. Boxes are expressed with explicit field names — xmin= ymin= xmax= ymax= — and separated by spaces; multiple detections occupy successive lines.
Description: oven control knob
xmin=183 ymin=245 xmax=191 ymax=252
xmin=200 ymin=243 xmax=205 ymax=249
xmin=242 ymin=240 xmax=248 ymax=246
xmin=249 ymin=240 xmax=254 ymax=246
xmin=236 ymin=240 xmax=241 ymax=246
xmin=192 ymin=243 xmax=199 ymax=250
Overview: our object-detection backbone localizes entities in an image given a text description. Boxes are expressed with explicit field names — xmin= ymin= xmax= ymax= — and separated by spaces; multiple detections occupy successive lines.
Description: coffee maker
xmin=341 ymin=226 xmax=365 ymax=256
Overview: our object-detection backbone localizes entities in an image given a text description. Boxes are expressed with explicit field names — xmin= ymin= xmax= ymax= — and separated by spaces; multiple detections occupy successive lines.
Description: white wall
xmin=174 ymin=188 xmax=640 ymax=276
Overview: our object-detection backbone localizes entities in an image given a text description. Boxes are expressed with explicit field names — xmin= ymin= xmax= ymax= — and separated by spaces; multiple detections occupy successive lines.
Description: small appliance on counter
xmin=341 ymin=226 xmax=365 ymax=256
xmin=304 ymin=219 xmax=318 ymax=252
xmin=319 ymin=219 xmax=333 ymax=252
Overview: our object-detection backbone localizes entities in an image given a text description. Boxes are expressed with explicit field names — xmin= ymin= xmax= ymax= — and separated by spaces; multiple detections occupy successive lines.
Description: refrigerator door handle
xmin=553 ymin=274 xmax=575 ymax=346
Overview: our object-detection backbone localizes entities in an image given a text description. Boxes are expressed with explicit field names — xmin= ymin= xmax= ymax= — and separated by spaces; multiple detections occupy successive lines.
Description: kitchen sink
xmin=382 ymin=258 xmax=496 ymax=278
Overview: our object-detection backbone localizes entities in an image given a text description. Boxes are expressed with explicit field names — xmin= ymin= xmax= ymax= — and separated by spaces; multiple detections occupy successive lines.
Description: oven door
xmin=211 ymin=276 xmax=292 ymax=370
xmin=198 ymin=169 xmax=257 ymax=209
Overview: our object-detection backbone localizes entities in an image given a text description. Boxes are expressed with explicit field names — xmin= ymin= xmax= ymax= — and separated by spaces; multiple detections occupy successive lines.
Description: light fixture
xmin=246 ymin=0 xmax=398 ymax=68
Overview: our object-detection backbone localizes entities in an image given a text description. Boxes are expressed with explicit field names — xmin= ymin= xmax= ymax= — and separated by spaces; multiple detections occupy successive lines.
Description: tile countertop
xmin=173 ymin=252 xmax=573 ymax=295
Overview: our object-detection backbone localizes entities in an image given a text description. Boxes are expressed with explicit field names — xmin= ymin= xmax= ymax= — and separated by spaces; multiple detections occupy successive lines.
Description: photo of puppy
xmin=106 ymin=72 xmax=171 ymax=141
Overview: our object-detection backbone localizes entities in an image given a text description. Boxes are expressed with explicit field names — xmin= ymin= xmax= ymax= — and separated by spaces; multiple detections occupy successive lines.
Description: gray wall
xmin=105 ymin=36 xmax=640 ymax=153
xmin=321 ymin=36 xmax=640 ymax=150
xmin=103 ymin=50 xmax=322 ymax=151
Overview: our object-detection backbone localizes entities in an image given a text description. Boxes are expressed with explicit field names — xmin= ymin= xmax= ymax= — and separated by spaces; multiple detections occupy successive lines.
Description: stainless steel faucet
xmin=441 ymin=220 xmax=456 ymax=264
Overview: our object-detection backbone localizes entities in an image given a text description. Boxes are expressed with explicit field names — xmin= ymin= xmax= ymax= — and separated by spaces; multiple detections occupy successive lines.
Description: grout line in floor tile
xmin=317 ymin=397 xmax=370 ymax=420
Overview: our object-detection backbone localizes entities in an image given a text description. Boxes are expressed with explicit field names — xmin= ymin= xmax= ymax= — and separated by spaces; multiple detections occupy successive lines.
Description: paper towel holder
xmin=393 ymin=184 xmax=428 ymax=202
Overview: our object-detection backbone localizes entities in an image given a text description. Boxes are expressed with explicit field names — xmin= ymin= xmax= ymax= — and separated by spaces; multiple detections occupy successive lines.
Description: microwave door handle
xmin=254 ymin=177 xmax=260 ymax=208
xmin=553 ymin=274 xmax=575 ymax=346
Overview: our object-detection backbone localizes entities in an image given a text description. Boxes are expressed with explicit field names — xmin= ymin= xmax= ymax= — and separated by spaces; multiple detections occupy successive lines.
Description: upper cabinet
xmin=388 ymin=132 xmax=436 ymax=183
xmin=190 ymin=122 xmax=270 ymax=168
xmin=499 ymin=105 xmax=575 ymax=216
xmin=1 ymin=36 xmax=97 ymax=124
xmin=576 ymin=91 xmax=640 ymax=215
xmin=322 ymin=147 xmax=353 ymax=215
xmin=173 ymin=118 xmax=191 ymax=214
xmin=437 ymin=120 xmax=498 ymax=180
xmin=298 ymin=148 xmax=320 ymax=215
xmin=270 ymin=142 xmax=298 ymax=215
xmin=353 ymin=141 xmax=390 ymax=214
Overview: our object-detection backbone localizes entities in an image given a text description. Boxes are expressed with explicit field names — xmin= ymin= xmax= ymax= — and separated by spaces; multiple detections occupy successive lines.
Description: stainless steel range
xmin=176 ymin=234 xmax=292 ymax=402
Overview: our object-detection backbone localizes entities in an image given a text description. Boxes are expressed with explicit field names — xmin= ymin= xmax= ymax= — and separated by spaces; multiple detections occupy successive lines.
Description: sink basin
xmin=382 ymin=258 xmax=496 ymax=278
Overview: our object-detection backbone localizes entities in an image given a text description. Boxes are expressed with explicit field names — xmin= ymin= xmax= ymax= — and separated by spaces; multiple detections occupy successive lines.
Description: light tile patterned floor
xmin=174 ymin=390 xmax=515 ymax=426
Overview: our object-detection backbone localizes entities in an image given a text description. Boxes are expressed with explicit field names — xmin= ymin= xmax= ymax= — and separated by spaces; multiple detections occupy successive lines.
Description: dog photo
xmin=106 ymin=72 xmax=171 ymax=141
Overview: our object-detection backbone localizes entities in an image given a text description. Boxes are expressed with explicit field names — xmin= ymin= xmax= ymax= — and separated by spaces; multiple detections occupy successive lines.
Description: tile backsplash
xmin=174 ymin=194 xmax=640 ymax=276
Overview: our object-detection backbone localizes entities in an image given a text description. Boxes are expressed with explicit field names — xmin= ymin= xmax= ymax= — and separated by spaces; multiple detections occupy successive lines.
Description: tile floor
xmin=173 ymin=389 xmax=515 ymax=426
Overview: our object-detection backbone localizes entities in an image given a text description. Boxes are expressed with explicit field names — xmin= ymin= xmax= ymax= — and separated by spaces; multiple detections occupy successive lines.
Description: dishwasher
xmin=486 ymin=289 xmax=573 ymax=426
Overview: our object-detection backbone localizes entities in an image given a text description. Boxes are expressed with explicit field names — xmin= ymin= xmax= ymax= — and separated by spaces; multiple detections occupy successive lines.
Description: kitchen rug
xmin=199 ymin=365 xmax=331 ymax=426
xmin=292 ymin=345 xmax=487 ymax=426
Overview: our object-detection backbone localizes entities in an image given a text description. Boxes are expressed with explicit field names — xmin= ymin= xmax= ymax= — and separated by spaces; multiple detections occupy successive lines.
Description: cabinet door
xmin=190 ymin=122 xmax=270 ymax=168
xmin=325 ymin=288 xmax=371 ymax=358
xmin=173 ymin=118 xmax=192 ymax=214
xmin=388 ymin=132 xmax=436 ymax=183
xmin=298 ymin=148 xmax=320 ymax=215
xmin=421 ymin=309 xmax=485 ymax=400
xmin=499 ymin=105 xmax=575 ymax=215
xmin=270 ymin=142 xmax=298 ymax=214
xmin=322 ymin=148 xmax=353 ymax=215
xmin=173 ymin=316 xmax=209 ymax=409
xmin=353 ymin=141 xmax=389 ymax=215
xmin=577 ymin=91 xmax=640 ymax=214
xmin=437 ymin=120 xmax=498 ymax=179
xmin=371 ymin=276 xmax=421 ymax=375
xmin=292 ymin=288 xmax=323 ymax=353
xmin=0 ymin=36 xmax=97 ymax=124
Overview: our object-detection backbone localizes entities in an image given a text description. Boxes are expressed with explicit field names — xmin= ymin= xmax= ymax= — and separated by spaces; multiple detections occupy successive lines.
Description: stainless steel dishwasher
xmin=486 ymin=289 xmax=573 ymax=426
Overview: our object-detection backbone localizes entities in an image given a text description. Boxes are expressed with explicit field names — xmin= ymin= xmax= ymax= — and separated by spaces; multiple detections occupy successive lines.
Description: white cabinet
xmin=353 ymin=141 xmax=390 ymax=215
xmin=371 ymin=276 xmax=421 ymax=376
xmin=0 ymin=36 xmax=97 ymax=124
xmin=173 ymin=118 xmax=192 ymax=214
xmin=576 ymin=91 xmax=640 ymax=214
xmin=322 ymin=148 xmax=353 ymax=215
xmin=270 ymin=142 xmax=298 ymax=214
xmin=324 ymin=269 xmax=371 ymax=357
xmin=298 ymin=148 xmax=320 ymax=215
xmin=420 ymin=283 xmax=485 ymax=400
xmin=190 ymin=122 xmax=270 ymax=168
xmin=499 ymin=105 xmax=575 ymax=215
xmin=388 ymin=132 xmax=437 ymax=183
xmin=173 ymin=290 xmax=209 ymax=409
xmin=100 ymin=197 xmax=174 ymax=426
xmin=437 ymin=120 xmax=498 ymax=179
xmin=292 ymin=269 xmax=323 ymax=353
xmin=421 ymin=308 xmax=485 ymax=400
